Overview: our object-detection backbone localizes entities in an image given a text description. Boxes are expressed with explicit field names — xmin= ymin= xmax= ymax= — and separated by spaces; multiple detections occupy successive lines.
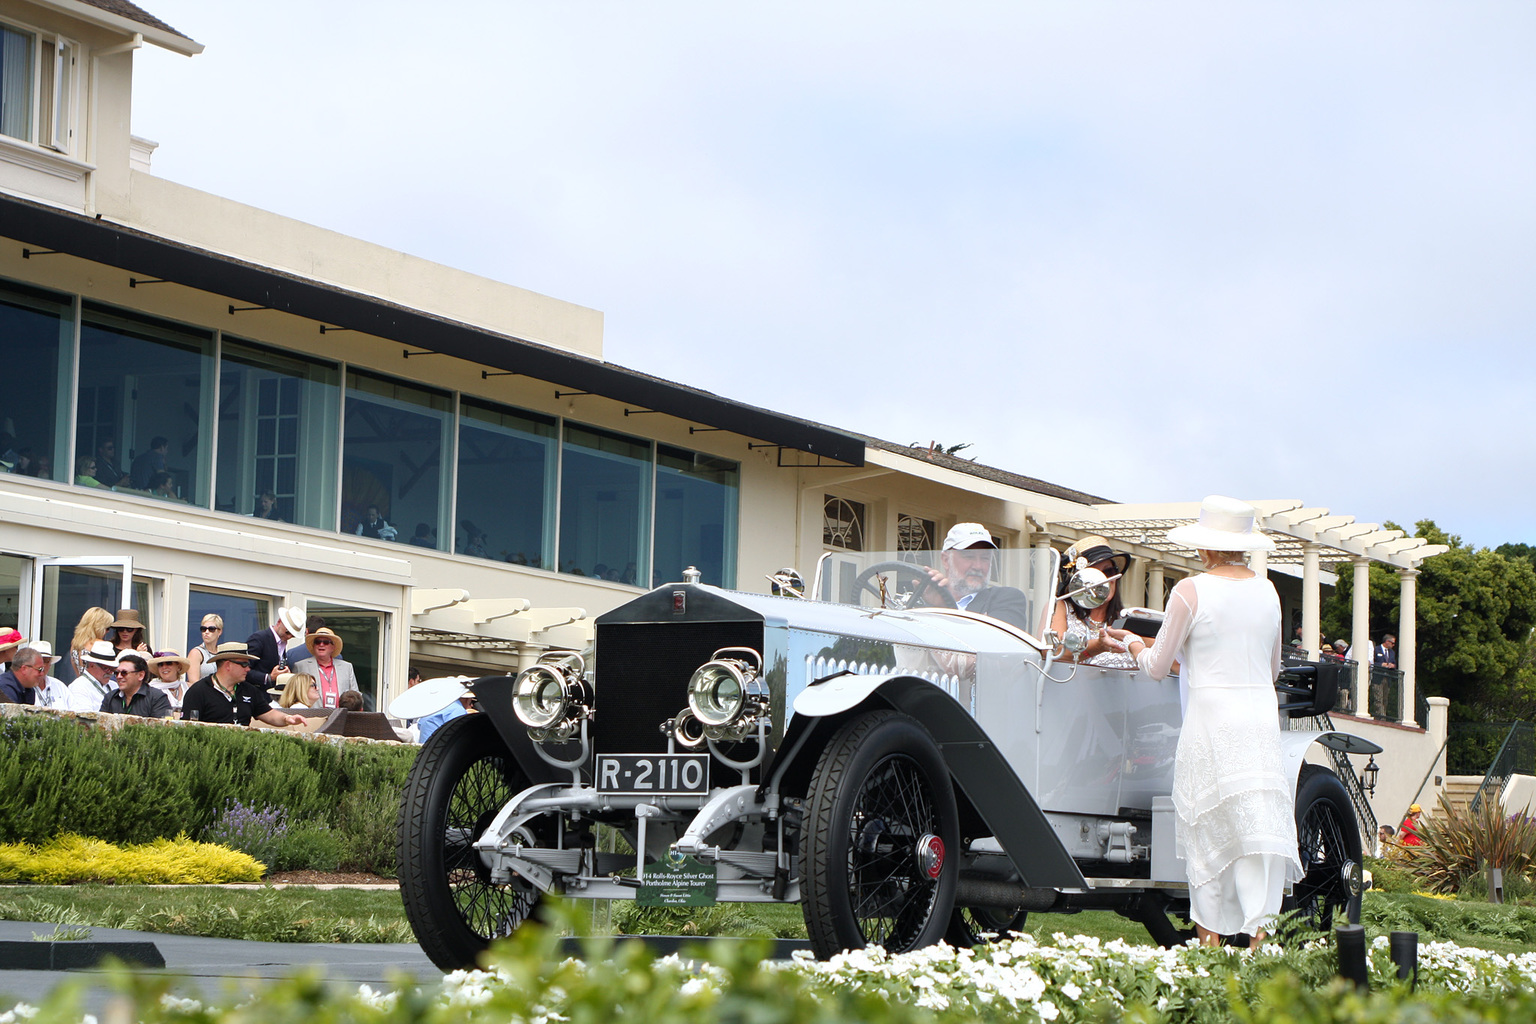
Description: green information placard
xmin=636 ymin=856 xmax=718 ymax=907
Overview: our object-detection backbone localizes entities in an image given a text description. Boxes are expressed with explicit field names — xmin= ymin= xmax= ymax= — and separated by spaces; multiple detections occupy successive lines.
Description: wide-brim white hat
xmin=277 ymin=605 xmax=307 ymax=638
xmin=1166 ymin=496 xmax=1276 ymax=553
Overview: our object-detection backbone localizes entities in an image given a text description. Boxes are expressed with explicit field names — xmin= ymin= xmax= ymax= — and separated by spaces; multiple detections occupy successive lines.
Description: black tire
xmin=398 ymin=712 xmax=541 ymax=970
xmin=801 ymin=710 xmax=959 ymax=958
xmin=947 ymin=906 xmax=1027 ymax=947
xmin=1282 ymin=764 xmax=1362 ymax=932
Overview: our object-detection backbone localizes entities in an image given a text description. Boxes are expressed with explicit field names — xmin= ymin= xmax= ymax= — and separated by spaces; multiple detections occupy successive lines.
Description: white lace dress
xmin=1134 ymin=572 xmax=1302 ymax=935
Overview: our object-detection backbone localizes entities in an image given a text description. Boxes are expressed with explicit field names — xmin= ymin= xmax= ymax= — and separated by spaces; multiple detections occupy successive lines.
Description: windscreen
xmin=812 ymin=547 xmax=1060 ymax=639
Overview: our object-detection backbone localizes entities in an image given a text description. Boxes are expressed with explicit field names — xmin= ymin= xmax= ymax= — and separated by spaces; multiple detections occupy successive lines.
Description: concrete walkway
xmin=0 ymin=921 xmax=439 ymax=1013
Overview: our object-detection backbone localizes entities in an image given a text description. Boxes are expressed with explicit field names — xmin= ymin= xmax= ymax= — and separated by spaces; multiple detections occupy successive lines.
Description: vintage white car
xmin=396 ymin=547 xmax=1372 ymax=969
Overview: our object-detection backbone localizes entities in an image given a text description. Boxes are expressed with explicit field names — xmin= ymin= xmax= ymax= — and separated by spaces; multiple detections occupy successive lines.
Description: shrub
xmin=1363 ymin=855 xmax=1415 ymax=894
xmin=336 ymin=789 xmax=399 ymax=876
xmin=0 ymin=833 xmax=262 ymax=884
xmin=1402 ymin=792 xmax=1536 ymax=894
xmin=202 ymin=800 xmax=288 ymax=868
xmin=271 ymin=822 xmax=345 ymax=873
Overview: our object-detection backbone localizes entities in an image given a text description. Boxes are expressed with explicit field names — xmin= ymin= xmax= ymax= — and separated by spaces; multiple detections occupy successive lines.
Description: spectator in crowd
xmin=0 ymin=643 xmax=47 ymax=704
xmin=146 ymin=651 xmax=191 ymax=713
xmin=187 ymin=614 xmax=223 ymax=681
xmin=418 ymin=688 xmax=470 ymax=744
xmin=289 ymin=627 xmax=358 ymax=709
xmin=93 ymin=439 xmax=129 ymax=487
xmin=0 ymin=627 xmax=22 ymax=667
xmin=22 ymin=641 xmax=70 ymax=709
xmin=408 ymin=522 xmax=435 ymax=548
xmin=1376 ymin=634 xmax=1397 ymax=670
xmin=10 ymin=447 xmax=35 ymax=476
xmin=355 ymin=504 xmax=397 ymax=540
xmin=101 ymin=653 xmax=172 ymax=719
xmin=459 ymin=521 xmax=488 ymax=558
xmin=244 ymin=606 xmax=307 ymax=685
xmin=109 ymin=609 xmax=150 ymax=653
xmin=251 ymin=491 xmax=283 ymax=521
xmin=338 ymin=689 xmax=365 ymax=711
xmin=149 ymin=471 xmax=182 ymax=502
xmin=130 ymin=436 xmax=169 ymax=490
xmin=68 ymin=640 xmax=119 ymax=712
xmin=276 ymin=672 xmax=319 ymax=709
xmin=33 ymin=454 xmax=51 ymax=479
xmin=74 ymin=455 xmax=105 ymax=488
xmin=1399 ymin=804 xmax=1423 ymax=846
xmin=1376 ymin=823 xmax=1397 ymax=857
xmin=69 ymin=607 xmax=113 ymax=676
xmin=180 ymin=643 xmax=306 ymax=727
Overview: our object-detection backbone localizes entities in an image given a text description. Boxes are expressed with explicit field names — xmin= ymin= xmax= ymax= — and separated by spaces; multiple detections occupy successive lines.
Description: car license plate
xmin=596 ymin=753 xmax=710 ymax=795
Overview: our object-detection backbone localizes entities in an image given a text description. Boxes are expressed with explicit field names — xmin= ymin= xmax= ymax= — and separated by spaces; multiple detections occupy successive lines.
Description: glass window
xmin=187 ymin=587 xmax=269 ymax=656
xmin=456 ymin=398 xmax=557 ymax=568
xmin=654 ymin=445 xmax=737 ymax=588
xmin=77 ymin=304 xmax=214 ymax=506
xmin=0 ymin=277 xmax=73 ymax=482
xmin=216 ymin=339 xmax=340 ymax=529
xmin=0 ymin=23 xmax=34 ymax=142
xmin=342 ymin=370 xmax=451 ymax=548
xmin=559 ymin=423 xmax=651 ymax=584
xmin=824 ymin=496 xmax=866 ymax=551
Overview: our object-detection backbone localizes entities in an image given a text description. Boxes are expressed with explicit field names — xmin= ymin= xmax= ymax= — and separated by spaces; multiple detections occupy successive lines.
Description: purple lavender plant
xmin=203 ymin=800 xmax=289 ymax=868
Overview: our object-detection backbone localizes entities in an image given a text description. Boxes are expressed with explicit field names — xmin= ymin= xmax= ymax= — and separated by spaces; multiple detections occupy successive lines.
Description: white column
xmin=1123 ymin=557 xmax=1146 ymax=612
xmin=1250 ymin=548 xmax=1268 ymax=579
xmin=1301 ymin=542 xmax=1321 ymax=661
xmin=1351 ymin=558 xmax=1371 ymax=715
xmin=1146 ymin=565 xmax=1165 ymax=612
xmin=1399 ymin=568 xmax=1419 ymax=726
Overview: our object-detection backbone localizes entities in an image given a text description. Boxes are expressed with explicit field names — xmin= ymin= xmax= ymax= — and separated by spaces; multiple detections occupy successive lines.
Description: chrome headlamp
xmin=685 ymin=647 xmax=768 ymax=739
xmin=513 ymin=652 xmax=591 ymax=742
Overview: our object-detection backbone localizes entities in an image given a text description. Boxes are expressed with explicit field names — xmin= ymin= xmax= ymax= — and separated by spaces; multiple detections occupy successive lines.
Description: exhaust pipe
xmin=953 ymin=878 xmax=1061 ymax=912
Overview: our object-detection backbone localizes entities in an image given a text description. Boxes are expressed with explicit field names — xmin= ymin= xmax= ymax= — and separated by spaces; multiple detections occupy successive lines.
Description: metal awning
xmin=1 ymin=193 xmax=864 ymax=466
xmin=1052 ymin=500 xmax=1449 ymax=570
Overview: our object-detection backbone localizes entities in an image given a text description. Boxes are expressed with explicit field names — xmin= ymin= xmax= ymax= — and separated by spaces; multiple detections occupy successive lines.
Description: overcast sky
xmin=131 ymin=2 xmax=1536 ymax=550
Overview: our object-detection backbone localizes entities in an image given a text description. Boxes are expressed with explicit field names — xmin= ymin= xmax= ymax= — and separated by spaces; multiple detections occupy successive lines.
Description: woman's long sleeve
xmin=1135 ymin=580 xmax=1197 ymax=680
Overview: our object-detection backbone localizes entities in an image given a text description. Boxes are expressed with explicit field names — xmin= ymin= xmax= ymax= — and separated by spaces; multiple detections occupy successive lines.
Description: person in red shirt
xmin=1399 ymin=804 xmax=1424 ymax=846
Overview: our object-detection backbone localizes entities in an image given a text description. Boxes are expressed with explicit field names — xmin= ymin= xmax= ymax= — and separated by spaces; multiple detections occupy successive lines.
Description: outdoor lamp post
xmin=1361 ymin=755 xmax=1380 ymax=797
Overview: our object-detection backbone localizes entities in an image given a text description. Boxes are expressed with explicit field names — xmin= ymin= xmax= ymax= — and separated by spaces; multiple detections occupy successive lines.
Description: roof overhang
xmin=0 ymin=193 xmax=864 ymax=466
xmin=1051 ymin=499 xmax=1449 ymax=570
xmin=30 ymin=1 xmax=203 ymax=55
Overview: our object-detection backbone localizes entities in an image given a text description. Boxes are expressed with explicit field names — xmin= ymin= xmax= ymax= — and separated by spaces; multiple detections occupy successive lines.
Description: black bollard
xmin=1389 ymin=931 xmax=1418 ymax=990
xmin=1335 ymin=923 xmax=1370 ymax=991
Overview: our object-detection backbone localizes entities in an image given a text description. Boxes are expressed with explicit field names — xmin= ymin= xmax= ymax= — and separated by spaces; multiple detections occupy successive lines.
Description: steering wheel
xmin=850 ymin=561 xmax=958 ymax=611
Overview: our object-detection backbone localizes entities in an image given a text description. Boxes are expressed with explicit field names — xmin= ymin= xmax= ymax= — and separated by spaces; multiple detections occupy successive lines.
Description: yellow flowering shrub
xmin=0 ymin=832 xmax=263 ymax=884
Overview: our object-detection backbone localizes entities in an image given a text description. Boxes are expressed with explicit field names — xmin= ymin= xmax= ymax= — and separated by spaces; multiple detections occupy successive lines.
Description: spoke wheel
xmin=398 ymin=712 xmax=542 ymax=969
xmin=1282 ymin=764 xmax=1362 ymax=933
xmin=947 ymin=906 xmax=1027 ymax=947
xmin=802 ymin=710 xmax=959 ymax=958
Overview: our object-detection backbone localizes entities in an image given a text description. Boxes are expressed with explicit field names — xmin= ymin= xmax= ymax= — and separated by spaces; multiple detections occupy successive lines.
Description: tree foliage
xmin=1323 ymin=520 xmax=1536 ymax=721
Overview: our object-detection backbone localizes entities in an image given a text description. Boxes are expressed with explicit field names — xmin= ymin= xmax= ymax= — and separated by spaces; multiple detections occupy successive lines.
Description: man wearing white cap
xmin=68 ymin=639 xmax=121 ymax=712
xmin=917 ymin=523 xmax=1031 ymax=630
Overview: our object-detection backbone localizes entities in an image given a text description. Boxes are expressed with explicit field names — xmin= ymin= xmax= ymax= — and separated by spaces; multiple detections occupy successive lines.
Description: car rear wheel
xmin=1282 ymin=764 xmax=1362 ymax=932
xmin=398 ymin=712 xmax=541 ymax=970
xmin=801 ymin=709 xmax=959 ymax=958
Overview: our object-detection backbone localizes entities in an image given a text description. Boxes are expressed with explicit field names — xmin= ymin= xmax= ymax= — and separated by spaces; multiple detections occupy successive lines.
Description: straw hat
xmin=1063 ymin=535 xmax=1132 ymax=577
xmin=276 ymin=605 xmax=306 ymax=637
xmin=209 ymin=642 xmax=254 ymax=664
xmin=26 ymin=640 xmax=61 ymax=665
xmin=110 ymin=608 xmax=145 ymax=631
xmin=1166 ymin=496 xmax=1276 ymax=553
xmin=147 ymin=650 xmax=191 ymax=672
xmin=0 ymin=628 xmax=25 ymax=655
xmin=81 ymin=639 xmax=119 ymax=667
xmin=306 ymin=627 xmax=343 ymax=654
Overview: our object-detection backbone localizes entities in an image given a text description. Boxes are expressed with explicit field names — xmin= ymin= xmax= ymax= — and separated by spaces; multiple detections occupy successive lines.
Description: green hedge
xmin=0 ymin=715 xmax=417 ymax=847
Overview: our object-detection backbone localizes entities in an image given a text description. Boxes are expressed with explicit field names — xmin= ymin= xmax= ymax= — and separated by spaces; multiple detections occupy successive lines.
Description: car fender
xmin=783 ymin=672 xmax=1086 ymax=889
xmin=1279 ymin=729 xmax=1381 ymax=792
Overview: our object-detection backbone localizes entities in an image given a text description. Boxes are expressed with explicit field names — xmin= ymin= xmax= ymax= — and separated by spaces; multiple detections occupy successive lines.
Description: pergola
xmin=1050 ymin=500 xmax=1449 ymax=726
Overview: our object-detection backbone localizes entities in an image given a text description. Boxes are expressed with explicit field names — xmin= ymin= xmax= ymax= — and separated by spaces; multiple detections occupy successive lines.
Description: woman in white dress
xmin=1118 ymin=496 xmax=1301 ymax=947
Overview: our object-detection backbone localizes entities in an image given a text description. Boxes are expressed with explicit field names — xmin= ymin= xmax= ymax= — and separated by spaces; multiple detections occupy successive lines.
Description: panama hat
xmin=109 ymin=608 xmax=145 ymax=630
xmin=209 ymin=641 xmax=254 ymax=664
xmin=25 ymin=640 xmax=61 ymax=665
xmin=1166 ymin=496 xmax=1276 ymax=553
xmin=147 ymin=650 xmax=191 ymax=672
xmin=81 ymin=639 xmax=119 ymax=667
xmin=1063 ymin=535 xmax=1132 ymax=577
xmin=276 ymin=605 xmax=306 ymax=637
xmin=306 ymin=627 xmax=343 ymax=653
xmin=942 ymin=523 xmax=997 ymax=551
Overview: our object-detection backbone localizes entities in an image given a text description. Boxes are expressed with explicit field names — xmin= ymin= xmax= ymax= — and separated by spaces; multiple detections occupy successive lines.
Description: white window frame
xmin=0 ymin=17 xmax=78 ymax=154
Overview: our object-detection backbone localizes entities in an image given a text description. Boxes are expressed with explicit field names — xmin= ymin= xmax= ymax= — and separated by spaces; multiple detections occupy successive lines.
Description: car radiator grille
xmin=594 ymin=621 xmax=764 ymax=756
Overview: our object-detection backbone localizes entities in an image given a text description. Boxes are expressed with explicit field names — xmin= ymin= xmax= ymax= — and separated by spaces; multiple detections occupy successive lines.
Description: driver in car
xmin=917 ymin=523 xmax=1032 ymax=630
